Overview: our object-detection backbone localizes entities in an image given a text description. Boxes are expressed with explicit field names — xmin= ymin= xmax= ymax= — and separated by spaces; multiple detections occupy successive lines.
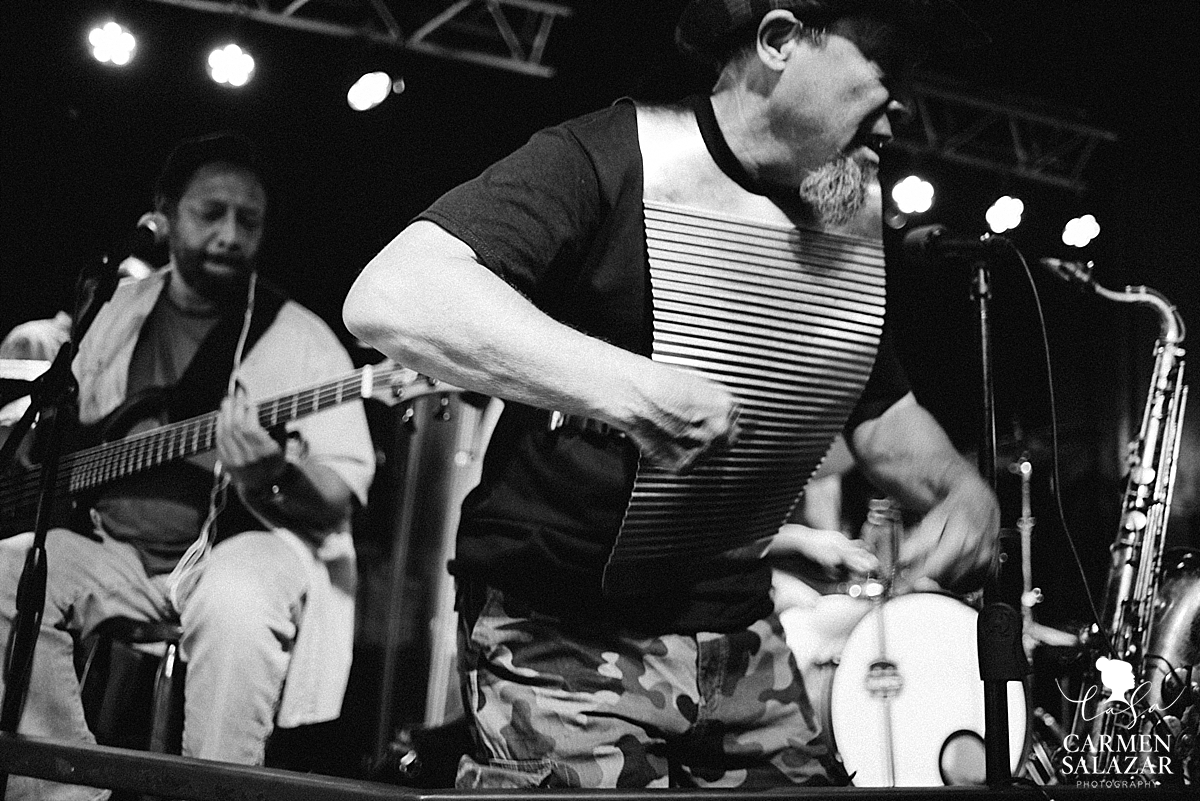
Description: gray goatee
xmin=797 ymin=155 xmax=877 ymax=227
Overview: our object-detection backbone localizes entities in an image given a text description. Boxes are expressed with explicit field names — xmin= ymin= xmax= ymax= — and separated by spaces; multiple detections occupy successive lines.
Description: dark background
xmin=2 ymin=0 xmax=1197 ymax=775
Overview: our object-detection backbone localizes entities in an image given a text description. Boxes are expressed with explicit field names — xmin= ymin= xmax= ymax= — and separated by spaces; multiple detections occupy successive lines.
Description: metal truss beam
xmin=894 ymin=75 xmax=1119 ymax=192
xmin=405 ymin=0 xmax=573 ymax=78
xmin=141 ymin=0 xmax=574 ymax=78
xmin=143 ymin=0 xmax=406 ymax=48
xmin=136 ymin=4 xmax=1111 ymax=169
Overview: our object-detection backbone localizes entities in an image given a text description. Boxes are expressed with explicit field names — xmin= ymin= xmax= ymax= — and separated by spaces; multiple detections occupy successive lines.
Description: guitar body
xmin=86 ymin=389 xmax=172 ymax=444
xmin=0 ymin=390 xmax=172 ymax=539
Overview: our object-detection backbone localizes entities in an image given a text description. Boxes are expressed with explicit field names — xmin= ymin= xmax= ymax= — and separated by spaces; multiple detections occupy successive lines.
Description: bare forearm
xmin=344 ymin=222 xmax=739 ymax=470
xmin=849 ymin=393 xmax=999 ymax=589
xmin=345 ymin=222 xmax=646 ymax=425
xmin=850 ymin=394 xmax=980 ymax=512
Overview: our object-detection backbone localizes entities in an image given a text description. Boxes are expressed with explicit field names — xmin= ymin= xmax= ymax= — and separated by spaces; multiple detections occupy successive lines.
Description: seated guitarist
xmin=0 ymin=132 xmax=375 ymax=801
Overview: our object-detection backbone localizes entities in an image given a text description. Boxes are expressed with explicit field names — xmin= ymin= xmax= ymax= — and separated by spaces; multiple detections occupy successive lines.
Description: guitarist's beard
xmin=174 ymin=248 xmax=254 ymax=306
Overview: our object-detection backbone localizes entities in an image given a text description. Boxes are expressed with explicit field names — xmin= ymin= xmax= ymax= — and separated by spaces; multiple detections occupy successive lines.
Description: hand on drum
xmin=896 ymin=476 xmax=999 ymax=594
xmin=767 ymin=523 xmax=881 ymax=581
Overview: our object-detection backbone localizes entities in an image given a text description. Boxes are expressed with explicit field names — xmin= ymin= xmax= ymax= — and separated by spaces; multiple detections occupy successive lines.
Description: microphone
xmin=105 ymin=211 xmax=168 ymax=265
xmin=125 ymin=211 xmax=169 ymax=257
xmin=904 ymin=224 xmax=1007 ymax=264
xmin=1038 ymin=257 xmax=1095 ymax=288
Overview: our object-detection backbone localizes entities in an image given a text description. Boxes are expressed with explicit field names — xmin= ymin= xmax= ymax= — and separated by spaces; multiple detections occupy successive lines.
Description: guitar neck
xmin=0 ymin=366 xmax=384 ymax=523
xmin=68 ymin=368 xmax=378 ymax=493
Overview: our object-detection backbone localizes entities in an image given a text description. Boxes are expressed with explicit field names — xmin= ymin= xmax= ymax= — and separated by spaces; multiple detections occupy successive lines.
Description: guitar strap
xmin=162 ymin=276 xmax=287 ymax=422
xmin=152 ymin=274 xmax=287 ymax=540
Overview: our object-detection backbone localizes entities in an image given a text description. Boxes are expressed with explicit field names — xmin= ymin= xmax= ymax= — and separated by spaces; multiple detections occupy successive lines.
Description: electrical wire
xmin=1004 ymin=240 xmax=1114 ymax=658
xmin=167 ymin=270 xmax=258 ymax=610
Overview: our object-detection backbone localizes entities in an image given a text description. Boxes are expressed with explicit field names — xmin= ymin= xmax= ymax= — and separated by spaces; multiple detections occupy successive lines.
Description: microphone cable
xmin=1001 ymin=239 xmax=1114 ymax=659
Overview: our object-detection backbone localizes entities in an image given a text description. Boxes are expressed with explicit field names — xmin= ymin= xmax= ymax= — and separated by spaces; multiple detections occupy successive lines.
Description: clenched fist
xmin=619 ymin=361 xmax=741 ymax=473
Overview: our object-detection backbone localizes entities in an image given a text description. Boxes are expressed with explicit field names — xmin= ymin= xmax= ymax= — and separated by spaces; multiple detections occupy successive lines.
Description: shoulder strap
xmin=165 ymin=277 xmax=288 ymax=422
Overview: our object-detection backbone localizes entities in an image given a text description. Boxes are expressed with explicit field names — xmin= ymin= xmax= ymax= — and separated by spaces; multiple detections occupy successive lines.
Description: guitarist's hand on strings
xmin=215 ymin=386 xmax=288 ymax=494
xmin=215 ymin=386 xmax=356 ymax=537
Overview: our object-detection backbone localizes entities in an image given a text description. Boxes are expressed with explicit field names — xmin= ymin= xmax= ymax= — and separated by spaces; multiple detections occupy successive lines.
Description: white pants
xmin=0 ymin=527 xmax=309 ymax=801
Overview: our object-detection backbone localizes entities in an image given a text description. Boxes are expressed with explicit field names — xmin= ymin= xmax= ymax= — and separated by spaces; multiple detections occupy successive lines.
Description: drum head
xmin=830 ymin=593 xmax=1026 ymax=786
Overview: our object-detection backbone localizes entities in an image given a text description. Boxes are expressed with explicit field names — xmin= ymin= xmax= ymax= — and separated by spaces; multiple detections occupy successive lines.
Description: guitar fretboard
xmin=0 ymin=364 xmax=400 ymax=527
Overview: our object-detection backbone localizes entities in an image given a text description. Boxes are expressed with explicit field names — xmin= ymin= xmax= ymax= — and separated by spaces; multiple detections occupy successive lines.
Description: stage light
xmin=1062 ymin=214 xmax=1100 ymax=247
xmin=208 ymin=43 xmax=255 ymax=87
xmin=891 ymin=175 xmax=934 ymax=214
xmin=347 ymin=71 xmax=404 ymax=111
xmin=89 ymin=21 xmax=136 ymax=66
xmin=986 ymin=195 xmax=1024 ymax=234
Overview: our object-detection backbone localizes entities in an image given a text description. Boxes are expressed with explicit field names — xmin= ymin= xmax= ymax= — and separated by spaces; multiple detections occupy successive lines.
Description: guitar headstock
xmin=367 ymin=359 xmax=463 ymax=406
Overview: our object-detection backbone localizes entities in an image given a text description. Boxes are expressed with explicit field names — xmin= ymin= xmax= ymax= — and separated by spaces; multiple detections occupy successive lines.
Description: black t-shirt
xmin=421 ymin=99 xmax=908 ymax=633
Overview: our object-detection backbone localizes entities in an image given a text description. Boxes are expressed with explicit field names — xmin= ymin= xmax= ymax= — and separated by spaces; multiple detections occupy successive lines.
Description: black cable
xmin=1004 ymin=240 xmax=1114 ymax=659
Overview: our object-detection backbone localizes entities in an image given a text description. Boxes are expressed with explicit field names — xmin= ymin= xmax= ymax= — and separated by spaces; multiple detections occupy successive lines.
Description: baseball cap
xmin=676 ymin=0 xmax=988 ymax=65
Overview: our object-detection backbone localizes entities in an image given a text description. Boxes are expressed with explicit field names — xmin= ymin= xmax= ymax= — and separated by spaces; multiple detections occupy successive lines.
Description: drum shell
xmin=828 ymin=592 xmax=1027 ymax=786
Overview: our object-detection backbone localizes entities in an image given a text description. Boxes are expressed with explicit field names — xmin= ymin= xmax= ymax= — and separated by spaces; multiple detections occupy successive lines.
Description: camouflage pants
xmin=455 ymin=584 xmax=846 ymax=789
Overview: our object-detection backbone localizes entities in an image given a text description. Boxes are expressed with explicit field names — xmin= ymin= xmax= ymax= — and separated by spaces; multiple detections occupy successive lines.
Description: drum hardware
xmin=779 ymin=487 xmax=1082 ymax=785
xmin=1009 ymin=454 xmax=1043 ymax=660
xmin=1003 ymin=451 xmax=1082 ymax=786
xmin=372 ymin=391 xmax=502 ymax=766
xmin=824 ymin=498 xmax=1028 ymax=786
xmin=829 ymin=591 xmax=1028 ymax=786
xmin=1004 ymin=454 xmax=1083 ymax=652
xmin=858 ymin=498 xmax=903 ymax=785
xmin=1021 ymin=706 xmax=1067 ymax=785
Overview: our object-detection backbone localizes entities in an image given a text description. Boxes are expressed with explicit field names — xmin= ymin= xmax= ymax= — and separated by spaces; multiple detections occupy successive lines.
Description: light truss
xmin=142 ymin=0 xmax=406 ymax=48
xmin=407 ymin=0 xmax=574 ymax=79
xmin=136 ymin=3 xmax=1112 ymax=184
xmin=141 ymin=0 xmax=574 ymax=78
xmin=895 ymin=75 xmax=1119 ymax=192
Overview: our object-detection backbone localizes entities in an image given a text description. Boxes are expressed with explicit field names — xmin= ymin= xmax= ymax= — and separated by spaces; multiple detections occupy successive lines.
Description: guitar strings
xmin=2 ymin=365 xmax=401 ymax=519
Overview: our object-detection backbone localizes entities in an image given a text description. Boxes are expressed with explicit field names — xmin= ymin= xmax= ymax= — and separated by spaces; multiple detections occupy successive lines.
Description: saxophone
xmin=1041 ymin=258 xmax=1191 ymax=783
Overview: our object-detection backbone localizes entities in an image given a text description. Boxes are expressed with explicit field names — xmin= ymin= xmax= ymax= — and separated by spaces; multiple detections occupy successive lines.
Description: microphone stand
xmin=967 ymin=249 xmax=1030 ymax=787
xmin=0 ymin=253 xmax=124 ymax=795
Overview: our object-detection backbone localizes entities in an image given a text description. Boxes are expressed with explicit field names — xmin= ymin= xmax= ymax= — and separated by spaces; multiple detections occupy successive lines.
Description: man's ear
xmin=153 ymin=215 xmax=172 ymax=243
xmin=756 ymin=9 xmax=803 ymax=71
xmin=152 ymin=201 xmax=174 ymax=239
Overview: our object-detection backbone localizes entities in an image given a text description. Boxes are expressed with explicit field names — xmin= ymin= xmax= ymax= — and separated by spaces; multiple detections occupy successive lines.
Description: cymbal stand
xmin=1010 ymin=454 xmax=1043 ymax=659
